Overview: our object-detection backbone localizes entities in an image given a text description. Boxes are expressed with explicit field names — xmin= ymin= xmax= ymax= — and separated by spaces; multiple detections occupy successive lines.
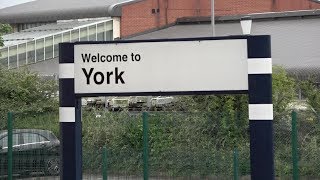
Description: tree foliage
xmin=176 ymin=66 xmax=296 ymax=118
xmin=175 ymin=94 xmax=248 ymax=148
xmin=0 ymin=23 xmax=12 ymax=47
xmin=272 ymin=66 xmax=296 ymax=120
xmin=174 ymin=66 xmax=296 ymax=147
xmin=300 ymin=79 xmax=320 ymax=118
xmin=9 ymin=65 xmax=320 ymax=177
xmin=0 ymin=68 xmax=58 ymax=129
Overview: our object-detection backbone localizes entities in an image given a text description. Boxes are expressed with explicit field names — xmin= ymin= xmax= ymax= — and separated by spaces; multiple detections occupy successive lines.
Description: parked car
xmin=108 ymin=97 xmax=130 ymax=111
xmin=0 ymin=129 xmax=60 ymax=177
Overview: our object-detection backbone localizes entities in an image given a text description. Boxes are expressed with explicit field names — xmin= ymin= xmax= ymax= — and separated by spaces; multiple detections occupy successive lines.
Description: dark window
xmin=18 ymin=43 xmax=26 ymax=66
xmin=27 ymin=41 xmax=36 ymax=64
xmin=22 ymin=133 xmax=48 ymax=144
xmin=36 ymin=39 xmax=45 ymax=61
xmin=0 ymin=134 xmax=19 ymax=148
xmin=9 ymin=46 xmax=17 ymax=69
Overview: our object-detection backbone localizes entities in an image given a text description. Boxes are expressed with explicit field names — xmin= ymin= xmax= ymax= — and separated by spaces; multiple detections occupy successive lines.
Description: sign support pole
xmin=59 ymin=43 xmax=82 ymax=180
xmin=58 ymin=36 xmax=275 ymax=180
xmin=247 ymin=36 xmax=274 ymax=180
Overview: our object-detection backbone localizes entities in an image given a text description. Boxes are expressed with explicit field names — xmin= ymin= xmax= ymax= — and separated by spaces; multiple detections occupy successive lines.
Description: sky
xmin=0 ymin=0 xmax=35 ymax=9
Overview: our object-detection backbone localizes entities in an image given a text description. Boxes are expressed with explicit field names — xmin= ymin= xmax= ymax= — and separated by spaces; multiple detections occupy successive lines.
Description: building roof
xmin=129 ymin=16 xmax=320 ymax=80
xmin=0 ymin=0 xmax=139 ymax=24
xmin=0 ymin=0 xmax=35 ymax=9
xmin=2 ymin=18 xmax=111 ymax=47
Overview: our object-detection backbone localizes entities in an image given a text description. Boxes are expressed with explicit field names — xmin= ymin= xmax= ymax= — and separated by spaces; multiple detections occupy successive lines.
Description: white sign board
xmin=74 ymin=39 xmax=248 ymax=94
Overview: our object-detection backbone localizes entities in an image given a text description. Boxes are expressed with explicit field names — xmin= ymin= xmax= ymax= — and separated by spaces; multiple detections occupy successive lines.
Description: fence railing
xmin=1 ymin=110 xmax=319 ymax=179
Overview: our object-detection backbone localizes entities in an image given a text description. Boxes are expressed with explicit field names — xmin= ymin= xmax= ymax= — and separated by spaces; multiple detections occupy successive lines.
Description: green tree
xmin=272 ymin=66 xmax=296 ymax=120
xmin=177 ymin=66 xmax=296 ymax=117
xmin=0 ymin=23 xmax=58 ymax=129
xmin=0 ymin=68 xmax=58 ymax=129
xmin=300 ymin=79 xmax=320 ymax=119
xmin=174 ymin=66 xmax=296 ymax=147
xmin=0 ymin=23 xmax=11 ymax=47
xmin=175 ymin=94 xmax=248 ymax=148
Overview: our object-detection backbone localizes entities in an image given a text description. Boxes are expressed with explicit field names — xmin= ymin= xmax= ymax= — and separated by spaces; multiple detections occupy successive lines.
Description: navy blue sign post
xmin=247 ymin=36 xmax=274 ymax=179
xmin=59 ymin=35 xmax=274 ymax=180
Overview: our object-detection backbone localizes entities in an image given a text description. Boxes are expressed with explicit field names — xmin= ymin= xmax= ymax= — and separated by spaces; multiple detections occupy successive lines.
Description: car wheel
xmin=45 ymin=157 xmax=60 ymax=176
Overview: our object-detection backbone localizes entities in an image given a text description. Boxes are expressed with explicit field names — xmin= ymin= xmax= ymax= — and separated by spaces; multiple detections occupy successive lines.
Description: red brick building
xmin=0 ymin=0 xmax=319 ymax=73
xmin=120 ymin=0 xmax=320 ymax=37
xmin=0 ymin=0 xmax=319 ymax=37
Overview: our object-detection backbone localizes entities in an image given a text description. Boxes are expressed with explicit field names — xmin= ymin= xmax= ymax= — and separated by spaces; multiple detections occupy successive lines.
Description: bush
xmin=0 ymin=68 xmax=58 ymax=129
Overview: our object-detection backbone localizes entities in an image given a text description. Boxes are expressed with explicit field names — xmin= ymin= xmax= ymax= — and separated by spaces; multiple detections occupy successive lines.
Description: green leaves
xmin=0 ymin=23 xmax=12 ymax=47
xmin=272 ymin=66 xmax=296 ymax=120
xmin=299 ymin=79 xmax=320 ymax=120
xmin=0 ymin=68 xmax=58 ymax=129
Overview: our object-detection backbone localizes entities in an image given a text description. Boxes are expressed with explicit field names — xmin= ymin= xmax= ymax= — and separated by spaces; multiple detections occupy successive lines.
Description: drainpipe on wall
xmin=196 ymin=0 xmax=201 ymax=16
xmin=272 ymin=0 xmax=277 ymax=12
xmin=165 ymin=0 xmax=168 ymax=25
xmin=112 ymin=17 xmax=121 ymax=39
xmin=156 ymin=0 xmax=160 ymax=27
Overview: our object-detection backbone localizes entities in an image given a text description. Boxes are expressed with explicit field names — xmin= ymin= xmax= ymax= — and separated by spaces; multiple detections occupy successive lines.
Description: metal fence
xmin=1 ymin=109 xmax=319 ymax=179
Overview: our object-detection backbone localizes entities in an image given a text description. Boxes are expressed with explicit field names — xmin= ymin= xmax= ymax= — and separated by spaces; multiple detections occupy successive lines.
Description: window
xmin=54 ymin=34 xmax=62 ymax=57
xmin=97 ymin=23 xmax=105 ymax=41
xmin=80 ymin=28 xmax=88 ymax=41
xmin=18 ymin=43 xmax=27 ymax=66
xmin=0 ymin=134 xmax=19 ymax=148
xmin=36 ymin=38 xmax=45 ymax=61
xmin=71 ymin=29 xmax=79 ymax=42
xmin=0 ymin=47 xmax=8 ymax=68
xmin=27 ymin=41 xmax=35 ymax=64
xmin=106 ymin=30 xmax=113 ymax=41
xmin=62 ymin=32 xmax=70 ymax=42
xmin=45 ymin=36 xmax=54 ymax=59
xmin=105 ymin=21 xmax=113 ymax=40
xmin=22 ymin=133 xmax=47 ymax=144
xmin=9 ymin=46 xmax=17 ymax=69
xmin=88 ymin=25 xmax=96 ymax=41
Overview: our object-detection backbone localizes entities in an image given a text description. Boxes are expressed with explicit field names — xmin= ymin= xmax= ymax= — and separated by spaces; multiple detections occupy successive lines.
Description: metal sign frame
xmin=59 ymin=35 xmax=274 ymax=180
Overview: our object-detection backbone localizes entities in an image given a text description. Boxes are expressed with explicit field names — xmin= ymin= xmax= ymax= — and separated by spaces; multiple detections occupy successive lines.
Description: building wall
xmin=120 ymin=0 xmax=320 ymax=37
xmin=215 ymin=0 xmax=273 ymax=16
xmin=274 ymin=0 xmax=319 ymax=12
xmin=121 ymin=0 xmax=211 ymax=37
xmin=215 ymin=0 xmax=320 ymax=15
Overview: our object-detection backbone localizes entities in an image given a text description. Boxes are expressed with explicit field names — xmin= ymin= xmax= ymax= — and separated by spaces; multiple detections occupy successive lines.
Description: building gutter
xmin=175 ymin=9 xmax=320 ymax=25
xmin=216 ymin=9 xmax=320 ymax=22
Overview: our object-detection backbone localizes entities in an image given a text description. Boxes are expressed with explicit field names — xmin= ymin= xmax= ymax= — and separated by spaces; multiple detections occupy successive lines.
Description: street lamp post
xmin=211 ymin=0 xmax=215 ymax=36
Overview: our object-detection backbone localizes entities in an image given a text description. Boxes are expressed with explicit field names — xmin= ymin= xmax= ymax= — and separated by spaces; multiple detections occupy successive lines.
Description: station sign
xmin=74 ymin=39 xmax=248 ymax=94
